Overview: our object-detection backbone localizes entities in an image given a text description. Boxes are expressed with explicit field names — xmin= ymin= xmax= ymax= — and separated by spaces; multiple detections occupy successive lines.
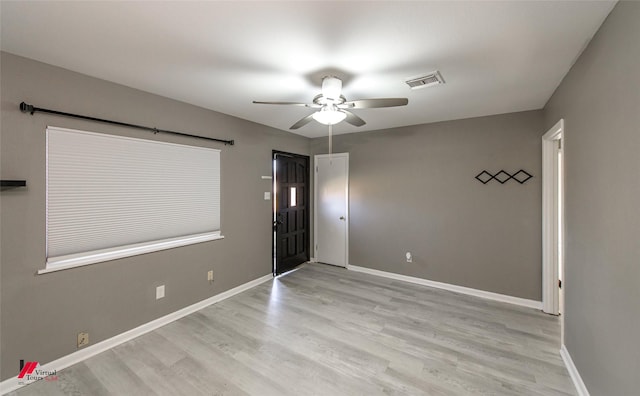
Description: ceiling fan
xmin=253 ymin=76 xmax=408 ymax=130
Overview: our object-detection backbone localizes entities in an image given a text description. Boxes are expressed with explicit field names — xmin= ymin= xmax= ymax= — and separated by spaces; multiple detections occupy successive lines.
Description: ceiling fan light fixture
xmin=254 ymin=75 xmax=406 ymax=129
xmin=312 ymin=106 xmax=346 ymax=125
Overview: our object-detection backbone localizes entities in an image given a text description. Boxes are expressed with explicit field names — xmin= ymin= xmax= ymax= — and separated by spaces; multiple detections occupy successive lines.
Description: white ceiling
xmin=1 ymin=1 xmax=615 ymax=138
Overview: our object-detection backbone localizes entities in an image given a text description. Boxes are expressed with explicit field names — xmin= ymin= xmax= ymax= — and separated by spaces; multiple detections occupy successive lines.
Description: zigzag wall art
xmin=475 ymin=169 xmax=533 ymax=184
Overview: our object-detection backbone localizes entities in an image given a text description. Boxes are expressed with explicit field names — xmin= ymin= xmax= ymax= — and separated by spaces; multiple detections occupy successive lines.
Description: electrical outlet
xmin=207 ymin=270 xmax=214 ymax=282
xmin=77 ymin=332 xmax=89 ymax=348
xmin=156 ymin=285 xmax=165 ymax=299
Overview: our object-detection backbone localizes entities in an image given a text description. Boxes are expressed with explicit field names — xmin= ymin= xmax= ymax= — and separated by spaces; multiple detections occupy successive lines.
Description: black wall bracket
xmin=1 ymin=180 xmax=27 ymax=190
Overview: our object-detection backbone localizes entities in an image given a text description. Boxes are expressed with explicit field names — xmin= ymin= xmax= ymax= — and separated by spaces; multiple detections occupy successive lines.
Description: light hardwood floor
xmin=10 ymin=263 xmax=576 ymax=395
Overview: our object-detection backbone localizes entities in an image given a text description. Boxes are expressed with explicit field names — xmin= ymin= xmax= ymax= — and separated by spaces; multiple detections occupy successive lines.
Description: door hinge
xmin=316 ymin=166 xmax=318 ymax=173
xmin=315 ymin=244 xmax=318 ymax=251
xmin=559 ymin=279 xmax=562 ymax=288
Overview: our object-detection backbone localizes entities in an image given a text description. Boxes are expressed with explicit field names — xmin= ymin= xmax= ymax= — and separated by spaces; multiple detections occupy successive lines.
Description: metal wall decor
xmin=475 ymin=169 xmax=533 ymax=184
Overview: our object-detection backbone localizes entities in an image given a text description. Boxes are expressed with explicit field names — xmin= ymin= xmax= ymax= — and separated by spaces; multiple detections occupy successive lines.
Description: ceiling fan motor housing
xmin=321 ymin=76 xmax=343 ymax=102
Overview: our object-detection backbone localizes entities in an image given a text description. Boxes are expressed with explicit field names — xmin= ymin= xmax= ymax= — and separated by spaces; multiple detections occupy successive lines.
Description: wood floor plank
xmin=10 ymin=263 xmax=576 ymax=395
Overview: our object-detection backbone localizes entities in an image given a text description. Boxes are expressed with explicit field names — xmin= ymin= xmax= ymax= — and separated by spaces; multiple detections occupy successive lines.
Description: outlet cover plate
xmin=77 ymin=332 xmax=89 ymax=348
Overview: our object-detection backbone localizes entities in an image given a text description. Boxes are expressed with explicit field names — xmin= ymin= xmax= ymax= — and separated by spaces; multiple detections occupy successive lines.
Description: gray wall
xmin=0 ymin=52 xmax=309 ymax=381
xmin=544 ymin=1 xmax=640 ymax=394
xmin=311 ymin=110 xmax=545 ymax=301
xmin=5 ymin=2 xmax=637 ymax=389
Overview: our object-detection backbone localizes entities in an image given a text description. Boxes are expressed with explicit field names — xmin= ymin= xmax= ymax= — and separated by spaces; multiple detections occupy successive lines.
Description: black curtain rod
xmin=19 ymin=102 xmax=234 ymax=146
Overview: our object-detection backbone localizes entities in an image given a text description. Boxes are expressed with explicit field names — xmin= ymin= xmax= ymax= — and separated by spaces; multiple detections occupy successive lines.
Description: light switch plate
xmin=264 ymin=192 xmax=271 ymax=200
xmin=156 ymin=285 xmax=165 ymax=299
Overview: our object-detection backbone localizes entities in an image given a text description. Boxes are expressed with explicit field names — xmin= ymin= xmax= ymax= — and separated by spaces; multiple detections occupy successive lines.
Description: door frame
xmin=313 ymin=153 xmax=349 ymax=267
xmin=272 ymin=150 xmax=310 ymax=276
xmin=542 ymin=119 xmax=564 ymax=319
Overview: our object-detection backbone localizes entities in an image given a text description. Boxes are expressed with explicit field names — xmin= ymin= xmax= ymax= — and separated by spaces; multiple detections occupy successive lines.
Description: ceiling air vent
xmin=405 ymin=71 xmax=445 ymax=90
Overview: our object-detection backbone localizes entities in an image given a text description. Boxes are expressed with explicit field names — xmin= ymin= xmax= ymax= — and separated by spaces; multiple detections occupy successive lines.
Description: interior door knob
xmin=339 ymin=216 xmax=345 ymax=220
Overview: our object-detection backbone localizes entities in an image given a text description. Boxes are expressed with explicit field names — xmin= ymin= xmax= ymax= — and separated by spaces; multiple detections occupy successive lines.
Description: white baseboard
xmin=561 ymin=344 xmax=590 ymax=396
xmin=347 ymin=265 xmax=543 ymax=310
xmin=0 ymin=274 xmax=273 ymax=395
xmin=312 ymin=261 xmax=347 ymax=269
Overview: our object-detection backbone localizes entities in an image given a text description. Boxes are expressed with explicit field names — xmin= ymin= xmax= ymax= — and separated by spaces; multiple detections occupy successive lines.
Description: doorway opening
xmin=542 ymin=119 xmax=565 ymax=339
xmin=272 ymin=151 xmax=310 ymax=276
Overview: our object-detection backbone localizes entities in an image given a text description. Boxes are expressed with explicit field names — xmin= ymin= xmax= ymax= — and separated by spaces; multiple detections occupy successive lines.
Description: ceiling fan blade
xmin=342 ymin=98 xmax=408 ymax=109
xmin=290 ymin=114 xmax=315 ymax=130
xmin=342 ymin=110 xmax=366 ymax=127
xmin=253 ymin=101 xmax=313 ymax=107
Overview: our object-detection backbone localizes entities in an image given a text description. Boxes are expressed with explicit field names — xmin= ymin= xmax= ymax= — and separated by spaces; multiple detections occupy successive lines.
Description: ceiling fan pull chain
xmin=329 ymin=124 xmax=333 ymax=161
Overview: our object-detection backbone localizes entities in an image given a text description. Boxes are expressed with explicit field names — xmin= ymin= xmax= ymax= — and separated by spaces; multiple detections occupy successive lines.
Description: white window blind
xmin=43 ymin=126 xmax=222 ymax=273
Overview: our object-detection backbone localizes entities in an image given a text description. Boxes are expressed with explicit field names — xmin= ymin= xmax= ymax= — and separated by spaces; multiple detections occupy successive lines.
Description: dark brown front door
xmin=273 ymin=151 xmax=310 ymax=275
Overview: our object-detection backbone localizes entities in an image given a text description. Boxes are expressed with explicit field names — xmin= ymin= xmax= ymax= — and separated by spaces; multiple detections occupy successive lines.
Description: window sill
xmin=39 ymin=232 xmax=224 ymax=274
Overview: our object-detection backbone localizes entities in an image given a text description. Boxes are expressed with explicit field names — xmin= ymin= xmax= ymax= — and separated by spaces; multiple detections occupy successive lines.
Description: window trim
xmin=40 ymin=232 xmax=224 ymax=274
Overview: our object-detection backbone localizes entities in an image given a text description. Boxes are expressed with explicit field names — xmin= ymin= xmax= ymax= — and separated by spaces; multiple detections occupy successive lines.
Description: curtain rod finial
xmin=20 ymin=102 xmax=35 ymax=114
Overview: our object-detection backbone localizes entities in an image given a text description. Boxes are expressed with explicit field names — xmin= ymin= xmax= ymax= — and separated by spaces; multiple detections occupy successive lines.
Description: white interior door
xmin=314 ymin=153 xmax=348 ymax=267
